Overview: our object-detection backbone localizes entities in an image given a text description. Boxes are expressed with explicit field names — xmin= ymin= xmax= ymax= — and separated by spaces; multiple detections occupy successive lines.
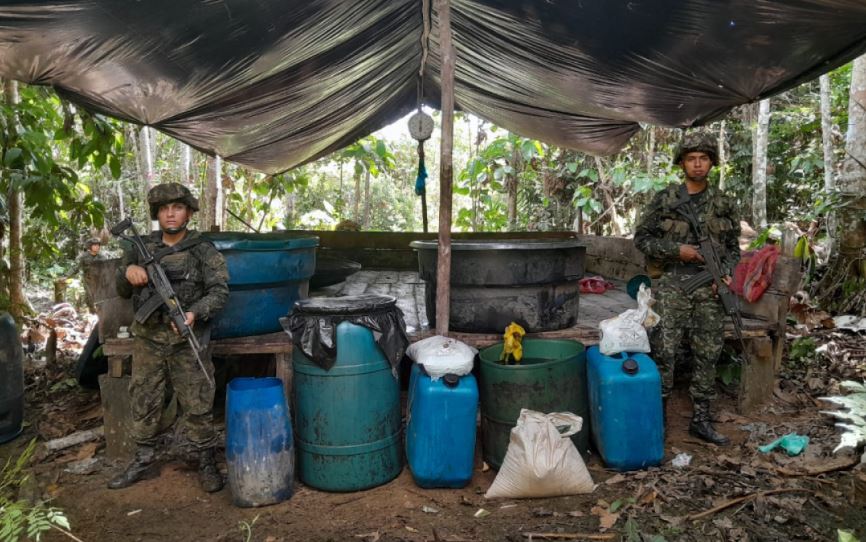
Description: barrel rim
xmin=410 ymin=239 xmax=585 ymax=251
xmin=478 ymin=338 xmax=586 ymax=371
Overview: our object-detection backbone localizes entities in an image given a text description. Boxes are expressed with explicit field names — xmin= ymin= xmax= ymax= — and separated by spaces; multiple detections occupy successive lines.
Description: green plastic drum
xmin=478 ymin=339 xmax=589 ymax=469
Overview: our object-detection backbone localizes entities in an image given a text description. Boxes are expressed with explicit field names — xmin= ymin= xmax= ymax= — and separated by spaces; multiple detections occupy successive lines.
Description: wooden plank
xmin=738 ymin=336 xmax=775 ymax=414
xmin=274 ymin=352 xmax=293 ymax=408
xmin=436 ymin=0 xmax=455 ymax=336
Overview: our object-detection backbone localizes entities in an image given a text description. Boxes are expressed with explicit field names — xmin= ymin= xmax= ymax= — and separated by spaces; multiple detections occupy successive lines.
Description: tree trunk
xmin=594 ymin=156 xmax=622 ymax=235
xmin=202 ymin=155 xmax=221 ymax=231
xmin=139 ymin=126 xmax=155 ymax=230
xmin=3 ymin=80 xmax=32 ymax=318
xmin=180 ymin=143 xmax=192 ymax=187
xmin=362 ymin=168 xmax=371 ymax=229
xmin=285 ymin=191 xmax=295 ymax=229
xmin=353 ymin=166 xmax=362 ymax=222
xmin=718 ymin=121 xmax=727 ymax=191
xmin=751 ymin=99 xmax=770 ymax=229
xmin=506 ymin=140 xmax=520 ymax=230
xmin=646 ymin=126 xmax=655 ymax=177
xmin=816 ymin=55 xmax=866 ymax=315
xmin=820 ymin=74 xmax=835 ymax=192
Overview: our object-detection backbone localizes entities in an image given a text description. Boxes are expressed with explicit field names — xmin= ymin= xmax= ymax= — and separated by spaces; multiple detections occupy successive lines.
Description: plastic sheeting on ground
xmin=1 ymin=1 xmax=865 ymax=173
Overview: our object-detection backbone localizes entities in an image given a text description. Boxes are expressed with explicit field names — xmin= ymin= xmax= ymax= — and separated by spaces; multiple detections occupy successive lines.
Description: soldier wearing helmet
xmin=62 ymin=236 xmax=105 ymax=312
xmin=633 ymin=131 xmax=740 ymax=446
xmin=111 ymin=182 xmax=228 ymax=493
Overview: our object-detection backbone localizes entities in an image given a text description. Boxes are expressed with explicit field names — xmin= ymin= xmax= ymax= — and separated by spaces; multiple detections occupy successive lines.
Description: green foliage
xmin=0 ymin=84 xmax=125 ymax=268
xmin=0 ymin=440 xmax=73 ymax=542
xmin=789 ymin=336 xmax=818 ymax=363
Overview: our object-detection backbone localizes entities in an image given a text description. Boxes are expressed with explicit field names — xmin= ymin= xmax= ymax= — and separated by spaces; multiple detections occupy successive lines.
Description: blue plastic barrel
xmin=0 ymin=312 xmax=24 ymax=444
xmin=406 ymin=364 xmax=478 ymax=488
xmin=294 ymin=318 xmax=402 ymax=491
xmin=205 ymin=233 xmax=318 ymax=338
xmin=226 ymin=377 xmax=294 ymax=507
xmin=586 ymin=346 xmax=664 ymax=471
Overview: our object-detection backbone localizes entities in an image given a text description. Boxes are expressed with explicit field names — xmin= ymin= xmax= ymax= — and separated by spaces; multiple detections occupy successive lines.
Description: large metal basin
xmin=410 ymin=239 xmax=586 ymax=333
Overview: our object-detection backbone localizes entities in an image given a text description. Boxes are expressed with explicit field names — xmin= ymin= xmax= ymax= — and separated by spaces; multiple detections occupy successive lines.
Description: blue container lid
xmin=203 ymin=232 xmax=318 ymax=251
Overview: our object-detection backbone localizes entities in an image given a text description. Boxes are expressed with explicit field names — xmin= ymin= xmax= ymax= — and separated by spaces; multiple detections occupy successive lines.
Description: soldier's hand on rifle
xmin=712 ymin=276 xmax=732 ymax=295
xmin=125 ymin=264 xmax=149 ymax=286
xmin=170 ymin=311 xmax=196 ymax=335
xmin=679 ymin=244 xmax=704 ymax=263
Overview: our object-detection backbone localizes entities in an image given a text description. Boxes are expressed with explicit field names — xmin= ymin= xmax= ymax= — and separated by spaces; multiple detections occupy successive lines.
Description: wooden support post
xmin=738 ymin=336 xmax=775 ymax=414
xmin=274 ymin=352 xmax=293 ymax=408
xmin=435 ymin=0 xmax=455 ymax=337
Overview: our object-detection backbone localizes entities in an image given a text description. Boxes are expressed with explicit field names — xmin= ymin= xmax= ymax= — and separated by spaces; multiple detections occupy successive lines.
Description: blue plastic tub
xmin=294 ymin=318 xmax=402 ymax=492
xmin=406 ymin=364 xmax=478 ymax=488
xmin=205 ymin=233 xmax=317 ymax=338
xmin=586 ymin=346 xmax=664 ymax=471
xmin=225 ymin=377 xmax=294 ymax=507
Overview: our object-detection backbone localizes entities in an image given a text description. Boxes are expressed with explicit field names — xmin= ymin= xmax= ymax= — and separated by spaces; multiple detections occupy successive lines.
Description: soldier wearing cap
xmin=634 ymin=132 xmax=741 ymax=445
xmin=109 ymin=182 xmax=229 ymax=492
xmin=64 ymin=237 xmax=105 ymax=311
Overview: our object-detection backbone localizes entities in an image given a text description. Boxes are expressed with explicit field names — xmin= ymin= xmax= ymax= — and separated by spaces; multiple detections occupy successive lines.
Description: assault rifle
xmin=111 ymin=217 xmax=214 ymax=387
xmin=672 ymin=188 xmax=750 ymax=363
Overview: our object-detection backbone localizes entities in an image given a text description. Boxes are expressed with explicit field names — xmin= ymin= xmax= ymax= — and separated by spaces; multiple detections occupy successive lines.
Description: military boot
xmin=197 ymin=448 xmax=223 ymax=493
xmin=688 ymin=400 xmax=730 ymax=445
xmin=107 ymin=445 xmax=155 ymax=489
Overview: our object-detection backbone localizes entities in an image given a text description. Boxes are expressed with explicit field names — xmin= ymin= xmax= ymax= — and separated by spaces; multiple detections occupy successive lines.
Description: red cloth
xmin=731 ymin=245 xmax=780 ymax=302
xmin=579 ymin=276 xmax=614 ymax=294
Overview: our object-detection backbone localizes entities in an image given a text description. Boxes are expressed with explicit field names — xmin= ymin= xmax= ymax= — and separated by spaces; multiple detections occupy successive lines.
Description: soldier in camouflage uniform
xmin=64 ymin=238 xmax=104 ymax=312
xmin=108 ymin=183 xmax=229 ymax=492
xmin=634 ymin=132 xmax=740 ymax=445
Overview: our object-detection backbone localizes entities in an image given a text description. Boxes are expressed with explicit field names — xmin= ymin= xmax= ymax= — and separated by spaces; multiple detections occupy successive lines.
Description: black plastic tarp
xmin=1 ymin=1 xmax=865 ymax=173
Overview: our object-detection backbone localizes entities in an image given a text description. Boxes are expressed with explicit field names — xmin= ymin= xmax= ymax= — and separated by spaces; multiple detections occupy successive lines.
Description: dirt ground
xmin=4 ymin=321 xmax=866 ymax=542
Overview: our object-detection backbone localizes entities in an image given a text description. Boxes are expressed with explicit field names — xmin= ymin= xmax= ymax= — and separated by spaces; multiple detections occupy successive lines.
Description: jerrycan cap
xmin=622 ymin=358 xmax=639 ymax=375
xmin=443 ymin=374 xmax=460 ymax=388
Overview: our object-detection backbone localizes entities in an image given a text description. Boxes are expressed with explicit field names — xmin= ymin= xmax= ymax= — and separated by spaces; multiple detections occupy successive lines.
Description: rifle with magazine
xmin=672 ymin=189 xmax=750 ymax=363
xmin=111 ymin=217 xmax=214 ymax=387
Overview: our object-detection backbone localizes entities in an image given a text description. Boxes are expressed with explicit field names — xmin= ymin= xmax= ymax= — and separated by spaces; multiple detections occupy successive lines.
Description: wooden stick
xmin=771 ymin=456 xmax=860 ymax=477
xmin=687 ymin=488 xmax=813 ymax=521
xmin=522 ymin=533 xmax=616 ymax=541
xmin=435 ymin=0 xmax=454 ymax=337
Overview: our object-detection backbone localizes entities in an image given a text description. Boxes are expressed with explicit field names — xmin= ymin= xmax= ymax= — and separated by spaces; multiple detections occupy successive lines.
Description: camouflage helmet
xmin=147 ymin=182 xmax=199 ymax=219
xmin=83 ymin=237 xmax=101 ymax=249
xmin=672 ymin=132 xmax=719 ymax=166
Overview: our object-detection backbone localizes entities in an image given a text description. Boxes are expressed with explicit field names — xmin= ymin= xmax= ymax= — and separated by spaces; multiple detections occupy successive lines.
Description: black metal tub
xmin=410 ymin=239 xmax=586 ymax=333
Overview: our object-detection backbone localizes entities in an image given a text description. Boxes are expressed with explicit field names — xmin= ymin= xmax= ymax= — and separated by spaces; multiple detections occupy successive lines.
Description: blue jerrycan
xmin=226 ymin=377 xmax=294 ymax=507
xmin=406 ymin=363 xmax=478 ymax=488
xmin=586 ymin=346 xmax=664 ymax=471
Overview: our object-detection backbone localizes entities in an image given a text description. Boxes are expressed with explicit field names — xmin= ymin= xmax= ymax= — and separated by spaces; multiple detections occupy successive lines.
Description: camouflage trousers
xmin=129 ymin=336 xmax=217 ymax=450
xmin=649 ymin=273 xmax=725 ymax=401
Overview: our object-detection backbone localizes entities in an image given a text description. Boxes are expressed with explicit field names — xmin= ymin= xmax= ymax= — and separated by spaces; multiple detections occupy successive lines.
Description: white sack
xmin=406 ymin=335 xmax=476 ymax=380
xmin=598 ymin=283 xmax=659 ymax=356
xmin=484 ymin=409 xmax=594 ymax=499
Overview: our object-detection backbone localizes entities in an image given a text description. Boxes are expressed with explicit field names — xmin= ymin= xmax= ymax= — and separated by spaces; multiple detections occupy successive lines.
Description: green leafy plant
xmin=789 ymin=336 xmax=817 ymax=364
xmin=0 ymin=440 xmax=76 ymax=542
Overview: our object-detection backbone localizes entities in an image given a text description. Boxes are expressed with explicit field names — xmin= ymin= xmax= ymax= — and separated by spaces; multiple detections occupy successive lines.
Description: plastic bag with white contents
xmin=484 ymin=409 xmax=594 ymax=499
xmin=598 ymin=283 xmax=660 ymax=356
xmin=405 ymin=335 xmax=476 ymax=380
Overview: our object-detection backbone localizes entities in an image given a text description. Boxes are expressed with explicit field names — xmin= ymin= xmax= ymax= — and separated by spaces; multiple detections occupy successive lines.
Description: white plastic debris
xmin=406 ymin=335 xmax=476 ymax=380
xmin=671 ymin=452 xmax=693 ymax=468
xmin=833 ymin=315 xmax=866 ymax=333
xmin=598 ymin=284 xmax=659 ymax=356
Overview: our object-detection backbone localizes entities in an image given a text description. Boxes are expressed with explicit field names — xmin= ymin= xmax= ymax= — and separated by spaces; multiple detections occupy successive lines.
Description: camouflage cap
xmin=147 ymin=182 xmax=199 ymax=219
xmin=84 ymin=237 xmax=101 ymax=248
xmin=672 ymin=132 xmax=719 ymax=166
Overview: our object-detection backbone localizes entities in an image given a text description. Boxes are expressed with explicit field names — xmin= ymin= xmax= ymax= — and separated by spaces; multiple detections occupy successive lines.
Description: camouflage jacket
xmin=67 ymin=251 xmax=104 ymax=277
xmin=634 ymin=183 xmax=741 ymax=277
xmin=116 ymin=230 xmax=229 ymax=343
